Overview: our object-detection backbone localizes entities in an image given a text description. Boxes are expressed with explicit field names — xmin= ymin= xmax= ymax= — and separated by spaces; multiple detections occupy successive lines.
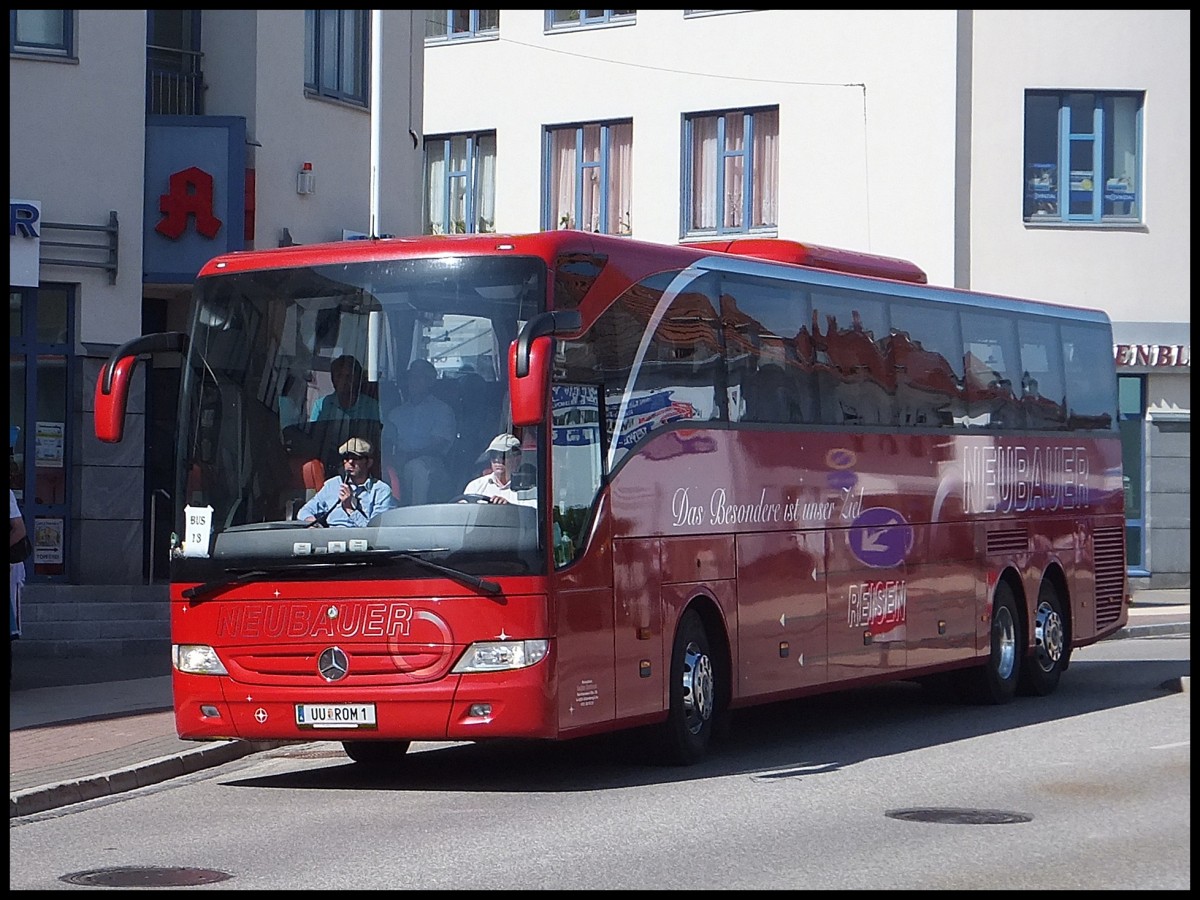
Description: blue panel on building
xmin=144 ymin=115 xmax=246 ymax=284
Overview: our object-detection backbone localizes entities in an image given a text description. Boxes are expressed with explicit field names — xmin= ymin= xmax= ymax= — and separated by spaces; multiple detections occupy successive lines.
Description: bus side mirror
xmin=94 ymin=332 xmax=188 ymax=443
xmin=95 ymin=355 xmax=137 ymax=442
xmin=509 ymin=310 xmax=582 ymax=427
xmin=510 ymin=336 xmax=551 ymax=427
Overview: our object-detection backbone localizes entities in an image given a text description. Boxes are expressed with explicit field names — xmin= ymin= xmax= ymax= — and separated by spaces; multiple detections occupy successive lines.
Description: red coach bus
xmin=94 ymin=230 xmax=1128 ymax=766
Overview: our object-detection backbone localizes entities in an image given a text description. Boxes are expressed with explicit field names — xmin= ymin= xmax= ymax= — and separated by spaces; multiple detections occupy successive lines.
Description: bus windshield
xmin=173 ymin=253 xmax=546 ymax=580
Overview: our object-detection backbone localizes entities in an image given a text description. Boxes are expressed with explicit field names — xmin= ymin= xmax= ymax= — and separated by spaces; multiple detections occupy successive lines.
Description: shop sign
xmin=9 ymin=198 xmax=41 ymax=287
xmin=1114 ymin=344 xmax=1190 ymax=368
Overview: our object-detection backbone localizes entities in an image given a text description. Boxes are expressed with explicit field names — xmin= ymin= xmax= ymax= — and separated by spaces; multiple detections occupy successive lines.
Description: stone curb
xmin=9 ymin=740 xmax=289 ymax=819
xmin=1104 ymin=621 xmax=1190 ymax=641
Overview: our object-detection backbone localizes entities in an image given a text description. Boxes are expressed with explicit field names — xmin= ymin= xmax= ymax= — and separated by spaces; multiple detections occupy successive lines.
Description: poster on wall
xmin=35 ymin=421 xmax=65 ymax=468
xmin=35 ymin=517 xmax=64 ymax=565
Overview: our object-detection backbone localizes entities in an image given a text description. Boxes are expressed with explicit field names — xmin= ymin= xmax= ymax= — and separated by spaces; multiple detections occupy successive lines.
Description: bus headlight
xmin=173 ymin=643 xmax=229 ymax=675
xmin=452 ymin=639 xmax=549 ymax=673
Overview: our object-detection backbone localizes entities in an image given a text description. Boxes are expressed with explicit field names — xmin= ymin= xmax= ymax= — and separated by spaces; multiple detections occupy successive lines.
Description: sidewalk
xmin=10 ymin=590 xmax=1190 ymax=818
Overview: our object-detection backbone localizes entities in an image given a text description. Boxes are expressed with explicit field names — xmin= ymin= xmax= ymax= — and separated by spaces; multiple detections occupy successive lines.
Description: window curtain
xmin=752 ymin=109 xmax=779 ymax=227
xmin=425 ymin=141 xmax=447 ymax=233
xmin=550 ymin=129 xmax=577 ymax=229
xmin=475 ymin=133 xmax=497 ymax=232
xmin=690 ymin=116 xmax=718 ymax=230
xmin=607 ymin=122 xmax=633 ymax=234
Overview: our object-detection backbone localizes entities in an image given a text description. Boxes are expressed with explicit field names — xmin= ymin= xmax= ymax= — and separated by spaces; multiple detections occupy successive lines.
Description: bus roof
xmin=685 ymin=238 xmax=928 ymax=284
xmin=194 ymin=231 xmax=927 ymax=284
xmin=193 ymin=230 xmax=1103 ymax=323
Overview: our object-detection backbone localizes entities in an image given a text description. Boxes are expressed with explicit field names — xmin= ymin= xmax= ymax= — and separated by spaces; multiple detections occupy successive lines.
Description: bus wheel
xmin=1018 ymin=581 xmax=1067 ymax=697
xmin=342 ymin=740 xmax=411 ymax=767
xmin=965 ymin=581 xmax=1021 ymax=705
xmin=654 ymin=609 xmax=717 ymax=766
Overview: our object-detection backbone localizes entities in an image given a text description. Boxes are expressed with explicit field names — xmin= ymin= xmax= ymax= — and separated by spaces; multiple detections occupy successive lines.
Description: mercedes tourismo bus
xmin=94 ymin=230 xmax=1129 ymax=766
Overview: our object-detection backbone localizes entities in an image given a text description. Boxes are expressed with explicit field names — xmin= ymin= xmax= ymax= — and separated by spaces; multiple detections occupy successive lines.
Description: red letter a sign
xmin=156 ymin=166 xmax=223 ymax=240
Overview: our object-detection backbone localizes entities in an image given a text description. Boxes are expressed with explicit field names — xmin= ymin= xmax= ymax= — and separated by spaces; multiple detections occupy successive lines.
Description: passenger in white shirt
xmin=460 ymin=433 xmax=536 ymax=507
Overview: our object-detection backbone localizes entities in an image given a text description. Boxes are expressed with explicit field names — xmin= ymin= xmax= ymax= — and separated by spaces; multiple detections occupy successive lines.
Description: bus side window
xmin=961 ymin=311 xmax=1021 ymax=428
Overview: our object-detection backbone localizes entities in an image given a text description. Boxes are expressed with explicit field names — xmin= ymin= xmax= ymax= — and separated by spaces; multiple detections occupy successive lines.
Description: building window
xmin=544 ymin=121 xmax=633 ymax=235
xmin=1024 ymin=91 xmax=1143 ymax=224
xmin=546 ymin=10 xmax=636 ymax=30
xmin=425 ymin=10 xmax=499 ymax=42
xmin=1118 ymin=375 xmax=1147 ymax=573
xmin=304 ymin=10 xmax=369 ymax=106
xmin=683 ymin=107 xmax=778 ymax=237
xmin=424 ymin=132 xmax=497 ymax=234
xmin=146 ymin=10 xmax=204 ymax=116
xmin=10 ymin=9 xmax=74 ymax=58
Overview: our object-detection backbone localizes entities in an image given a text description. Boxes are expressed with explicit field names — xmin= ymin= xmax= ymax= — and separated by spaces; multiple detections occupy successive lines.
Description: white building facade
xmin=422 ymin=9 xmax=1189 ymax=590
xmin=9 ymin=10 xmax=424 ymax=659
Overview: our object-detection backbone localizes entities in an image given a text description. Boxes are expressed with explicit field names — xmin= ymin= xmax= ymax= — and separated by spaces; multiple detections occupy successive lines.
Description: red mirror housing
xmin=509 ymin=335 xmax=552 ymax=427
xmin=94 ymin=355 xmax=137 ymax=443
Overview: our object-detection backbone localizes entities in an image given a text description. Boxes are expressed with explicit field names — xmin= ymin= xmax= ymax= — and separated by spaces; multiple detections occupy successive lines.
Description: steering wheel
xmin=451 ymin=493 xmax=492 ymax=504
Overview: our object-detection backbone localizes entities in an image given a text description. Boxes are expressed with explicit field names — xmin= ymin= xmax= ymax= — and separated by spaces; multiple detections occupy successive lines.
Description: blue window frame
xmin=9 ymin=9 xmax=74 ymax=58
xmin=424 ymin=132 xmax=497 ymax=234
xmin=1024 ymin=91 xmax=1143 ymax=224
xmin=543 ymin=121 xmax=634 ymax=235
xmin=304 ymin=10 xmax=369 ymax=106
xmin=682 ymin=107 xmax=778 ymax=238
xmin=425 ymin=10 xmax=499 ymax=42
xmin=546 ymin=10 xmax=636 ymax=30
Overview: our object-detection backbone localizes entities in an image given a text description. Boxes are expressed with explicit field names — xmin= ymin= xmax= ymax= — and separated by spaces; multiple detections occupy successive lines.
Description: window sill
xmin=1023 ymin=220 xmax=1147 ymax=233
xmin=10 ymin=49 xmax=78 ymax=63
xmin=302 ymin=90 xmax=369 ymax=112
xmin=545 ymin=19 xmax=636 ymax=35
xmin=425 ymin=34 xmax=499 ymax=47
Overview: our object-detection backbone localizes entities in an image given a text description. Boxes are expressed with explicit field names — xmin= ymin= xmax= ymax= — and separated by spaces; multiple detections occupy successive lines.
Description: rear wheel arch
xmin=962 ymin=570 xmax=1025 ymax=704
xmin=651 ymin=595 xmax=730 ymax=765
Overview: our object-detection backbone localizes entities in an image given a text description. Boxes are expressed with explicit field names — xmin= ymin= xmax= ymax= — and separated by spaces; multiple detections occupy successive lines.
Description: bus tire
xmin=342 ymin=740 xmax=411 ymax=767
xmin=654 ymin=609 xmax=717 ymax=766
xmin=1018 ymin=581 xmax=1068 ymax=697
xmin=964 ymin=580 xmax=1021 ymax=705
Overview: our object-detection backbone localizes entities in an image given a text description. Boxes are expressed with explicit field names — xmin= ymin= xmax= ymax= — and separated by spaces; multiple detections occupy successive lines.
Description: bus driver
xmin=459 ymin=433 xmax=536 ymax=506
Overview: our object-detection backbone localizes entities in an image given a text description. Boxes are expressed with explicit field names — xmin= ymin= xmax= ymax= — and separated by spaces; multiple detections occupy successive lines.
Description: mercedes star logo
xmin=317 ymin=646 xmax=350 ymax=682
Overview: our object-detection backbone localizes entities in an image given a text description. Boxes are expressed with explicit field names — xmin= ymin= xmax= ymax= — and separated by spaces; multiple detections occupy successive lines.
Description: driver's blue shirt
xmin=298 ymin=475 xmax=397 ymax=526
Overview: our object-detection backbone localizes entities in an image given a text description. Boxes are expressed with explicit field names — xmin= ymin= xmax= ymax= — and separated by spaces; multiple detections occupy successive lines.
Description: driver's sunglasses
xmin=488 ymin=450 xmax=519 ymax=462
xmin=342 ymin=454 xmax=368 ymax=463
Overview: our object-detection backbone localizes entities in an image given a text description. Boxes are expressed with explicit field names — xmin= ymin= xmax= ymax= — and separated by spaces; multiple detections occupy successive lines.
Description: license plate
xmin=295 ymin=703 xmax=377 ymax=730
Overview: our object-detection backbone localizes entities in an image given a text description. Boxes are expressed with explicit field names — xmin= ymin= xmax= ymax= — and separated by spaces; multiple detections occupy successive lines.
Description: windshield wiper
xmin=182 ymin=549 xmax=501 ymax=603
xmin=388 ymin=550 xmax=502 ymax=596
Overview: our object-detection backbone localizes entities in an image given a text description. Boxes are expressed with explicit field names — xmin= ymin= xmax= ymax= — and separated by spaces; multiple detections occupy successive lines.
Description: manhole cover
xmin=60 ymin=867 xmax=232 ymax=887
xmin=885 ymin=807 xmax=1032 ymax=825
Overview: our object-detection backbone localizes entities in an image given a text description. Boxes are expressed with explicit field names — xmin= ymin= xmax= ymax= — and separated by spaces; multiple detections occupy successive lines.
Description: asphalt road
xmin=9 ymin=633 xmax=1189 ymax=890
